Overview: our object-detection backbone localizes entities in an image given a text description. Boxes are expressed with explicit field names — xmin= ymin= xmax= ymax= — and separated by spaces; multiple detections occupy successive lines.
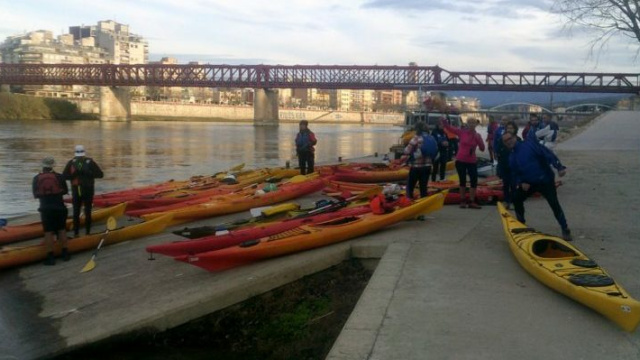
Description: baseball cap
xmin=74 ymin=145 xmax=86 ymax=156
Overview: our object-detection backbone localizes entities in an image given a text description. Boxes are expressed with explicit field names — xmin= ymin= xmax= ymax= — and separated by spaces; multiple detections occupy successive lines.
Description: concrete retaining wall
xmin=69 ymin=99 xmax=403 ymax=124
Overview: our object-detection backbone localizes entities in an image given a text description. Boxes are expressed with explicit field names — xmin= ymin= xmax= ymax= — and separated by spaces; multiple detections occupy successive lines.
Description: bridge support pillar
xmin=99 ymin=86 xmax=131 ymax=121
xmin=254 ymin=88 xmax=279 ymax=126
xmin=0 ymin=84 xmax=10 ymax=93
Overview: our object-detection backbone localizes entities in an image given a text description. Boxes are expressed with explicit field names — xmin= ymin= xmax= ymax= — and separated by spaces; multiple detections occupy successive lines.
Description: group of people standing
xmin=397 ymin=112 xmax=572 ymax=242
xmin=32 ymin=145 xmax=103 ymax=265
xmin=397 ymin=116 xmax=486 ymax=208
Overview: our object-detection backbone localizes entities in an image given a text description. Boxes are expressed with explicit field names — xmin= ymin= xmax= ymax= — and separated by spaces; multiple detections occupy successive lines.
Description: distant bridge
xmin=1 ymin=64 xmax=639 ymax=93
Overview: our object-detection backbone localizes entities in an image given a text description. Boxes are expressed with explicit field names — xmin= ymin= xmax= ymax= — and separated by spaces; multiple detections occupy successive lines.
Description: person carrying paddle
xmin=63 ymin=145 xmax=104 ymax=236
xmin=395 ymin=121 xmax=438 ymax=199
xmin=442 ymin=117 xmax=485 ymax=209
xmin=501 ymin=131 xmax=572 ymax=241
xmin=295 ymin=120 xmax=318 ymax=175
xmin=33 ymin=157 xmax=70 ymax=265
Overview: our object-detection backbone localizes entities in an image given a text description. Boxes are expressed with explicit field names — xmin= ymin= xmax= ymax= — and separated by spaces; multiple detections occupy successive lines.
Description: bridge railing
xmin=0 ymin=64 xmax=638 ymax=93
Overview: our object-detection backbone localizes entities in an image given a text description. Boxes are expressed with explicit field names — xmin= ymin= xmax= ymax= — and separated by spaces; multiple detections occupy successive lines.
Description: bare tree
xmin=552 ymin=0 xmax=640 ymax=53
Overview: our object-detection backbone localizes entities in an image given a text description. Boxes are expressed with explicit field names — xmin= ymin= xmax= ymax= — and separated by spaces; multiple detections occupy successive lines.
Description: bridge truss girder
xmin=0 ymin=64 xmax=638 ymax=93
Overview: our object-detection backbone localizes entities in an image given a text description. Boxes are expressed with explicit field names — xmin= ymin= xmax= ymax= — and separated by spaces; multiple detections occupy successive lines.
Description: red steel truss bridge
xmin=1 ymin=64 xmax=639 ymax=93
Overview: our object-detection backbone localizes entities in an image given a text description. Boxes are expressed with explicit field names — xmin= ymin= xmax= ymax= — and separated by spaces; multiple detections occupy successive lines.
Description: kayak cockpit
xmin=532 ymin=239 xmax=577 ymax=258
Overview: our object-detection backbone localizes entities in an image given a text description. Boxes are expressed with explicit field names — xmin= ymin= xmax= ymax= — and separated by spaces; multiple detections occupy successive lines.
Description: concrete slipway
xmin=2 ymin=111 xmax=639 ymax=360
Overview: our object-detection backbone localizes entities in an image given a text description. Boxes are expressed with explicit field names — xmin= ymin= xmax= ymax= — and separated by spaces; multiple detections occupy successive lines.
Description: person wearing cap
xmin=33 ymin=157 xmax=70 ymax=265
xmin=295 ymin=120 xmax=318 ymax=175
xmin=63 ymin=145 xmax=104 ymax=236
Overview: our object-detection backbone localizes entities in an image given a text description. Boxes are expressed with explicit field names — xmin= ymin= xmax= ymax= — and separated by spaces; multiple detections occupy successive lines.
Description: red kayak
xmin=146 ymin=204 xmax=371 ymax=257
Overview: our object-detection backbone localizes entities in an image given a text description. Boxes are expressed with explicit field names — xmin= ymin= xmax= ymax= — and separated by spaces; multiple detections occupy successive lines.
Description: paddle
xmin=292 ymin=186 xmax=383 ymax=219
xmin=80 ymin=216 xmax=117 ymax=273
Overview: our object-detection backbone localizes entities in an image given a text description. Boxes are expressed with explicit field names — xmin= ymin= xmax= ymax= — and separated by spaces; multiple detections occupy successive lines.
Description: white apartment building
xmin=69 ymin=20 xmax=148 ymax=64
xmin=0 ymin=30 xmax=109 ymax=97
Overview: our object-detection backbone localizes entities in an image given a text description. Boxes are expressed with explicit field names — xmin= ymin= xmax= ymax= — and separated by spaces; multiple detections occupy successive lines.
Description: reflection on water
xmin=0 ymin=120 xmax=404 ymax=218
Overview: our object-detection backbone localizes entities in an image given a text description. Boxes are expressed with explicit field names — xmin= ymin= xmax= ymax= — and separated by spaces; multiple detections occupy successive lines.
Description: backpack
xmin=35 ymin=172 xmax=64 ymax=197
xmin=420 ymin=135 xmax=438 ymax=160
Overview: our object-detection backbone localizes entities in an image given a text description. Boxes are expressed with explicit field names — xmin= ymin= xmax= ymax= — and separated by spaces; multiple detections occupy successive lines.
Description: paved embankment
xmin=328 ymin=110 xmax=640 ymax=359
xmin=1 ymin=111 xmax=639 ymax=360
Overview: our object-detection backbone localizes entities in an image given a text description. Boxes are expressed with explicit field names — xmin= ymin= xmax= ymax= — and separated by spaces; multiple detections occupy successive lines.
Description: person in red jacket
xmin=295 ymin=120 xmax=318 ymax=175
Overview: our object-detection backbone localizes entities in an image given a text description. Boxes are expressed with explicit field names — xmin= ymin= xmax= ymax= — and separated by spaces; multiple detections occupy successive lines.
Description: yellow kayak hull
xmin=0 ymin=213 xmax=172 ymax=270
xmin=497 ymin=202 xmax=640 ymax=332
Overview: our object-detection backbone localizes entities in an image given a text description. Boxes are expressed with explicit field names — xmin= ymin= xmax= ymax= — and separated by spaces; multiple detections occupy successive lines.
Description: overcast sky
xmin=1 ymin=0 xmax=638 ymax=73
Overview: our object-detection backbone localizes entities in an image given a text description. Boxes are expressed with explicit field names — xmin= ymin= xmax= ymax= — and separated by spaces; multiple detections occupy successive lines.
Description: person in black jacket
xmin=430 ymin=121 xmax=450 ymax=182
xmin=33 ymin=157 xmax=70 ymax=265
xmin=494 ymin=120 xmax=519 ymax=209
xmin=63 ymin=145 xmax=104 ymax=236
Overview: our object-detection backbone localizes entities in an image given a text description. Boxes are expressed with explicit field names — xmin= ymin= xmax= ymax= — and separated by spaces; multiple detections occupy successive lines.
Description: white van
xmin=403 ymin=110 xmax=462 ymax=131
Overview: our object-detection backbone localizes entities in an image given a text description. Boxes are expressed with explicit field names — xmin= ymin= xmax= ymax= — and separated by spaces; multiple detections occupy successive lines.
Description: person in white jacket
xmin=535 ymin=114 xmax=560 ymax=149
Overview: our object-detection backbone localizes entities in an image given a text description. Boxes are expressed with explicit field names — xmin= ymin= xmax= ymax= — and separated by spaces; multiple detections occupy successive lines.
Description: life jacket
xmin=34 ymin=172 xmax=64 ymax=197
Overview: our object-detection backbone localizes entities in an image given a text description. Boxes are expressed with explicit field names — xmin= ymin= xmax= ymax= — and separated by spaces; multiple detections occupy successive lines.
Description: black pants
xmin=455 ymin=161 xmax=478 ymax=188
xmin=297 ymin=151 xmax=315 ymax=175
xmin=407 ymin=166 xmax=431 ymax=199
xmin=71 ymin=185 xmax=95 ymax=235
xmin=498 ymin=164 xmax=516 ymax=204
xmin=513 ymin=181 xmax=568 ymax=230
xmin=431 ymin=151 xmax=449 ymax=181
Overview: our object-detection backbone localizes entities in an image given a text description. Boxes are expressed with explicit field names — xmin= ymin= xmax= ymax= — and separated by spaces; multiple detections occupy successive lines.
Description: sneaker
xmin=459 ymin=201 xmax=468 ymax=209
xmin=416 ymin=215 xmax=425 ymax=221
xmin=562 ymin=229 xmax=573 ymax=242
xmin=44 ymin=252 xmax=56 ymax=266
xmin=468 ymin=202 xmax=482 ymax=209
xmin=61 ymin=248 xmax=71 ymax=262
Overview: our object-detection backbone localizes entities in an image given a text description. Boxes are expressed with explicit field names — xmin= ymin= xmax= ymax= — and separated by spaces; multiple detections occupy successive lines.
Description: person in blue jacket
xmin=501 ymin=131 xmax=572 ymax=241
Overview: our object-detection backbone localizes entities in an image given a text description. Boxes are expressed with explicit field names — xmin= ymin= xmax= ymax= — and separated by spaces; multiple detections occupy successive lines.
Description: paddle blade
xmin=106 ymin=216 xmax=117 ymax=231
xmin=80 ymin=257 xmax=96 ymax=273
xmin=352 ymin=186 xmax=382 ymax=201
xmin=288 ymin=175 xmax=308 ymax=183
xmin=230 ymin=163 xmax=245 ymax=172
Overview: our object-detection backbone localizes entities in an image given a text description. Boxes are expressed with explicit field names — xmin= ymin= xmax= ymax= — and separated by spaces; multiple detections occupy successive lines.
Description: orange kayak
xmin=175 ymin=192 xmax=446 ymax=271
xmin=0 ymin=203 xmax=127 ymax=246
xmin=142 ymin=175 xmax=326 ymax=226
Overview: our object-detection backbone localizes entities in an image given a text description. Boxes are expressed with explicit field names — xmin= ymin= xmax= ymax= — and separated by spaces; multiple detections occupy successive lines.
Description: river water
xmin=0 ymin=120 xmax=407 ymax=218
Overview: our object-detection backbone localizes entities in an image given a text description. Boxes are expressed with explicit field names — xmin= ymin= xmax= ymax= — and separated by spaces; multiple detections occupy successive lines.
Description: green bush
xmin=0 ymin=93 xmax=89 ymax=120
xmin=0 ymin=93 xmax=50 ymax=119
xmin=43 ymin=98 xmax=84 ymax=120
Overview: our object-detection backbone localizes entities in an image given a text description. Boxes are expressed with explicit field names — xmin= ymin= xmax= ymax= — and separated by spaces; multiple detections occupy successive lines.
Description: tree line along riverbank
xmin=0 ymin=93 xmax=95 ymax=120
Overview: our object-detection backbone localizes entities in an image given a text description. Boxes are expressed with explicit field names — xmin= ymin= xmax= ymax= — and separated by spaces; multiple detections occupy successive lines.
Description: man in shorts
xmin=33 ymin=156 xmax=70 ymax=265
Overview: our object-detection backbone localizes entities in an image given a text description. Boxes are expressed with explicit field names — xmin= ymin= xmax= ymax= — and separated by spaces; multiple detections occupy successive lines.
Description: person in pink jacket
xmin=442 ymin=117 xmax=486 ymax=208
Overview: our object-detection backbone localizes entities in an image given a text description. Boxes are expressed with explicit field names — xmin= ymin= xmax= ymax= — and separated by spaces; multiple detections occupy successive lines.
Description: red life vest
xmin=34 ymin=172 xmax=64 ymax=197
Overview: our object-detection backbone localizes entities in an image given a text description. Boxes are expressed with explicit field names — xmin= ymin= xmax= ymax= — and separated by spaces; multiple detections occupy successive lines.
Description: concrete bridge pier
xmin=100 ymin=86 xmax=131 ymax=121
xmin=0 ymin=84 xmax=10 ymax=93
xmin=254 ymin=88 xmax=279 ymax=126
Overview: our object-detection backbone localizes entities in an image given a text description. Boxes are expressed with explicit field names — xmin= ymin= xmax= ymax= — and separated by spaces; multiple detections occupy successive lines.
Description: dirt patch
xmin=56 ymin=259 xmax=373 ymax=360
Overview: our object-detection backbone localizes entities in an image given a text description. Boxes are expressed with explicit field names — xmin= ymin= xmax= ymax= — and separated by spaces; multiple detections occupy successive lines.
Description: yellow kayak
xmin=497 ymin=202 xmax=640 ymax=332
xmin=0 ymin=213 xmax=173 ymax=270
